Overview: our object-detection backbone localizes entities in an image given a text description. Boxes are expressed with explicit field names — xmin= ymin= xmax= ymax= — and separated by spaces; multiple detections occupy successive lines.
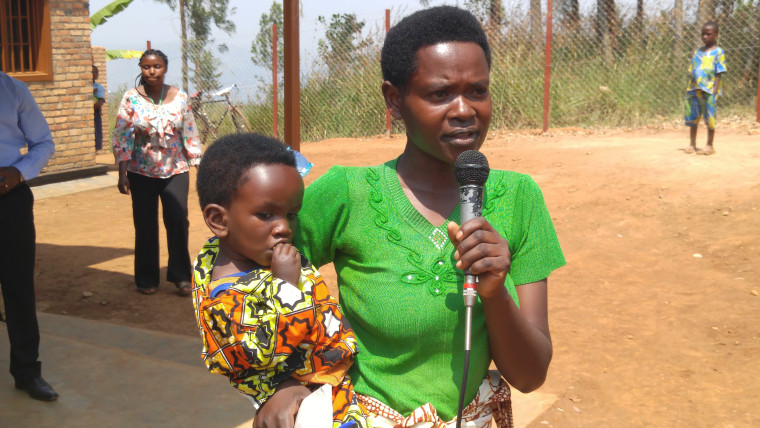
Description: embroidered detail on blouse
xmin=429 ymin=228 xmax=448 ymax=250
xmin=365 ymin=167 xmax=457 ymax=297
xmin=483 ymin=175 xmax=508 ymax=217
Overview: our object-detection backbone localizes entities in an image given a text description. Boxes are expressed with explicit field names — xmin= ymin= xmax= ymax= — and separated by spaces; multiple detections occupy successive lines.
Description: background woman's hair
xmin=134 ymin=49 xmax=169 ymax=88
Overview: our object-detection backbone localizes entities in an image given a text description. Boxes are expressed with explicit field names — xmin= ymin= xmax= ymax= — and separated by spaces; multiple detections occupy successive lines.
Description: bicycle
xmin=189 ymin=84 xmax=251 ymax=145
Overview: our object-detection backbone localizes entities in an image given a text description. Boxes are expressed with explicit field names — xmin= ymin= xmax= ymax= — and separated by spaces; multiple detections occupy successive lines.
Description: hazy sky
xmin=89 ymin=0 xmax=452 ymax=98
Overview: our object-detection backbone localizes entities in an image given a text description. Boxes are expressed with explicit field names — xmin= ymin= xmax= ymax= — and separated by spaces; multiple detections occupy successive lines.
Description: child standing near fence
xmin=684 ymin=21 xmax=726 ymax=155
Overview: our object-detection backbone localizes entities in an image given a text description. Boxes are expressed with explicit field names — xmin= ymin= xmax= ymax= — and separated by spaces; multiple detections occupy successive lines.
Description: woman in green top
xmin=253 ymin=6 xmax=565 ymax=428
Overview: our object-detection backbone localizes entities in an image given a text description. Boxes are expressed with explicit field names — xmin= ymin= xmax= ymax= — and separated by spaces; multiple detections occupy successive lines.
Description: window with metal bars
xmin=0 ymin=0 xmax=52 ymax=81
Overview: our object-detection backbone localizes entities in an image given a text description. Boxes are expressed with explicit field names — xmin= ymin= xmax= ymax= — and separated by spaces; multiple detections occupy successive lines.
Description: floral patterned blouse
xmin=112 ymin=87 xmax=202 ymax=178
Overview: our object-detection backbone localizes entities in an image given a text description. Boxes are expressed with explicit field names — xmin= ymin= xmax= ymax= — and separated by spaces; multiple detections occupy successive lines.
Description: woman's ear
xmin=382 ymin=80 xmax=403 ymax=120
xmin=203 ymin=204 xmax=229 ymax=238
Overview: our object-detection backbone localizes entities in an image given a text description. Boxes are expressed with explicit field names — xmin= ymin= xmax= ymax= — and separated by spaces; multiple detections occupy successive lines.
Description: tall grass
xmin=106 ymin=5 xmax=758 ymax=142
xmin=235 ymin=11 xmax=757 ymax=139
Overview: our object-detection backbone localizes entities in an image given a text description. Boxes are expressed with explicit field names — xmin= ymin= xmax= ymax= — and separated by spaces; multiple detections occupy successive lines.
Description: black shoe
xmin=15 ymin=376 xmax=59 ymax=401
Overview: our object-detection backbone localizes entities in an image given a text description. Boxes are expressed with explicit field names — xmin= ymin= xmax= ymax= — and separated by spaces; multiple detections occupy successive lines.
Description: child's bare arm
xmin=271 ymin=243 xmax=301 ymax=285
xmin=714 ymin=73 xmax=723 ymax=98
xmin=447 ymin=219 xmax=553 ymax=393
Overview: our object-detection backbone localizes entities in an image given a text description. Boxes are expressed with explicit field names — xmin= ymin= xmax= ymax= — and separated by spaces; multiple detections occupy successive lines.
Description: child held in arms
xmin=684 ymin=20 xmax=727 ymax=155
xmin=191 ymin=133 xmax=369 ymax=428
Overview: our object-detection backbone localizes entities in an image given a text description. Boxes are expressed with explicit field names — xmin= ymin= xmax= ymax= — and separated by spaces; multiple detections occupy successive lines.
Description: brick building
xmin=2 ymin=0 xmax=107 ymax=178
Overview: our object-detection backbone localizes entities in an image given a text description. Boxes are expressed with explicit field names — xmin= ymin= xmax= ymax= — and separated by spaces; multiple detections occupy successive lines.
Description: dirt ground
xmin=30 ymin=123 xmax=760 ymax=427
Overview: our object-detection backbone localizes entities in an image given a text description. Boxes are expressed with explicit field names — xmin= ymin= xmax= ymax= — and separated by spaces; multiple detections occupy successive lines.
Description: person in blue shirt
xmin=93 ymin=65 xmax=106 ymax=151
xmin=683 ymin=21 xmax=727 ymax=156
xmin=0 ymin=71 xmax=58 ymax=401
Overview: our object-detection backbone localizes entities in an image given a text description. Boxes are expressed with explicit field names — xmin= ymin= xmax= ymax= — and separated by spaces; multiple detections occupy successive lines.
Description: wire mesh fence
xmin=105 ymin=0 xmax=760 ymax=144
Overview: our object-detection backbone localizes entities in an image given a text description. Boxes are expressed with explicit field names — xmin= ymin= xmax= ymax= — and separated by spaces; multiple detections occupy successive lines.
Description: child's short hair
xmin=704 ymin=20 xmax=719 ymax=33
xmin=196 ymin=133 xmax=296 ymax=209
xmin=381 ymin=6 xmax=491 ymax=90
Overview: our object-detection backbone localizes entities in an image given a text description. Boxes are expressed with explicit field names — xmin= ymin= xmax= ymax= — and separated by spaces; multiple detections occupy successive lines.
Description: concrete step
xmin=0 ymin=313 xmax=254 ymax=428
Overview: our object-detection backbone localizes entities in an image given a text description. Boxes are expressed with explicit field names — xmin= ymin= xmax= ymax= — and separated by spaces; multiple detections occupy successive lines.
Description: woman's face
xmin=140 ymin=55 xmax=166 ymax=85
xmin=395 ymin=41 xmax=492 ymax=164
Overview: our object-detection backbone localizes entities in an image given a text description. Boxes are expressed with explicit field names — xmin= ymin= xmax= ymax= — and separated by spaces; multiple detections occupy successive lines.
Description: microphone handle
xmin=459 ymin=184 xmax=483 ymax=309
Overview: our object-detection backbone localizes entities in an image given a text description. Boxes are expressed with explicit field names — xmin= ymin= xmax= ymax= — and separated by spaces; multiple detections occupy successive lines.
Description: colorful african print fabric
xmin=361 ymin=371 xmax=513 ymax=428
xmin=687 ymin=47 xmax=726 ymax=95
xmin=192 ymin=237 xmax=370 ymax=427
xmin=684 ymin=90 xmax=717 ymax=129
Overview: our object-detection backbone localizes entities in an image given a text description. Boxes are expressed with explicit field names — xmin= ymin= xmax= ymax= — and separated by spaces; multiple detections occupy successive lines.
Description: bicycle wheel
xmin=195 ymin=112 xmax=218 ymax=145
xmin=230 ymin=106 xmax=251 ymax=133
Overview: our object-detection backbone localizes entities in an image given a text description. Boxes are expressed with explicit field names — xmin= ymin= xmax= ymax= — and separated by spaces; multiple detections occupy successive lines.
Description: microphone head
xmin=454 ymin=150 xmax=490 ymax=186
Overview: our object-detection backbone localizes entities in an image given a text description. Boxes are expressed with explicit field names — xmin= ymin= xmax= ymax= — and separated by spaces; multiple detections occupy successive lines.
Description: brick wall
xmin=26 ymin=0 xmax=96 ymax=174
xmin=92 ymin=46 xmax=109 ymax=152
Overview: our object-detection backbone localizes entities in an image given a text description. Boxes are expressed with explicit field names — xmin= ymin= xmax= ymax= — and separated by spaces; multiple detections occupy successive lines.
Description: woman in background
xmin=112 ymin=49 xmax=201 ymax=296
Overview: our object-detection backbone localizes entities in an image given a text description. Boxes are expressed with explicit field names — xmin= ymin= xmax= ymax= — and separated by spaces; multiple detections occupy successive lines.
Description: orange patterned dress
xmin=192 ymin=237 xmax=370 ymax=427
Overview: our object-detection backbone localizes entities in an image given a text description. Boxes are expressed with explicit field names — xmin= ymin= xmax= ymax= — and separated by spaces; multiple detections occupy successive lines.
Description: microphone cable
xmin=453 ymin=150 xmax=490 ymax=428
xmin=456 ymin=276 xmax=477 ymax=428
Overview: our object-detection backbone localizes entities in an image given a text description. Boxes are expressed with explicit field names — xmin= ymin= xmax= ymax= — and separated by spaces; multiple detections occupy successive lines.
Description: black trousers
xmin=94 ymin=110 xmax=103 ymax=150
xmin=0 ymin=183 xmax=41 ymax=383
xmin=127 ymin=171 xmax=192 ymax=290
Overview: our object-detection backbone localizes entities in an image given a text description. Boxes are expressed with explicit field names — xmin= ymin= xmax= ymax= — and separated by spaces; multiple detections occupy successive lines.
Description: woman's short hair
xmin=381 ymin=6 xmax=491 ymax=90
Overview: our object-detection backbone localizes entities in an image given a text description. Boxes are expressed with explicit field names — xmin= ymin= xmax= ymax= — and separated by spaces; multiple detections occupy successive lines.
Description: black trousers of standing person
xmin=127 ymin=171 xmax=192 ymax=291
xmin=0 ymin=183 xmax=42 ymax=383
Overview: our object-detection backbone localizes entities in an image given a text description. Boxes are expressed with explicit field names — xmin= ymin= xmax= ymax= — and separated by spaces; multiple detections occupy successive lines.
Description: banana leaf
xmin=105 ymin=50 xmax=144 ymax=61
xmin=90 ymin=0 xmax=135 ymax=31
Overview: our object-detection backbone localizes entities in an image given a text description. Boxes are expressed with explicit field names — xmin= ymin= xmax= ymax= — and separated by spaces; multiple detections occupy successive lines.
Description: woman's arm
xmin=112 ymin=92 xmax=135 ymax=194
xmin=481 ymin=278 xmax=552 ymax=392
xmin=447 ymin=218 xmax=553 ymax=392
xmin=112 ymin=92 xmax=136 ymax=163
xmin=180 ymin=91 xmax=202 ymax=165
xmin=117 ymin=161 xmax=130 ymax=195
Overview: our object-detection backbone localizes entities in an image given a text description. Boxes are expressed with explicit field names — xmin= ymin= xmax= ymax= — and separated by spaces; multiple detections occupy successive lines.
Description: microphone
xmin=454 ymin=150 xmax=490 ymax=307
xmin=453 ymin=150 xmax=489 ymax=428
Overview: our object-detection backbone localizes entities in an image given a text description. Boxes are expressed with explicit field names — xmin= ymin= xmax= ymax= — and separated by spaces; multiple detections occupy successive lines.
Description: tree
xmin=153 ymin=0 xmax=236 ymax=91
xmin=529 ymin=0 xmax=542 ymax=45
xmin=559 ymin=0 xmax=581 ymax=32
xmin=740 ymin=0 xmax=760 ymax=83
xmin=697 ymin=0 xmax=718 ymax=28
xmin=316 ymin=13 xmax=366 ymax=76
xmin=90 ymin=0 xmax=135 ymax=31
xmin=596 ymin=0 xmax=620 ymax=64
xmin=251 ymin=1 xmax=284 ymax=74
xmin=488 ymin=0 xmax=503 ymax=36
xmin=90 ymin=0 xmax=143 ymax=60
xmin=185 ymin=0 xmax=234 ymax=92
xmin=191 ymin=45 xmax=223 ymax=92
xmin=633 ymin=0 xmax=644 ymax=38
xmin=674 ymin=0 xmax=684 ymax=58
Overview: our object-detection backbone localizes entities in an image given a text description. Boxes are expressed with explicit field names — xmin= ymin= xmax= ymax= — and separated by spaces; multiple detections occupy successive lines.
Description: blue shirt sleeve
xmin=93 ymin=82 xmax=106 ymax=99
xmin=12 ymin=78 xmax=55 ymax=180
xmin=715 ymin=48 xmax=727 ymax=75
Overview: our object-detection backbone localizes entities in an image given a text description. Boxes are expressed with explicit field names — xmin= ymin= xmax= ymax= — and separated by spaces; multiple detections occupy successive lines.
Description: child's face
xmin=701 ymin=25 xmax=717 ymax=48
xmin=396 ymin=41 xmax=492 ymax=164
xmin=224 ymin=164 xmax=304 ymax=267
